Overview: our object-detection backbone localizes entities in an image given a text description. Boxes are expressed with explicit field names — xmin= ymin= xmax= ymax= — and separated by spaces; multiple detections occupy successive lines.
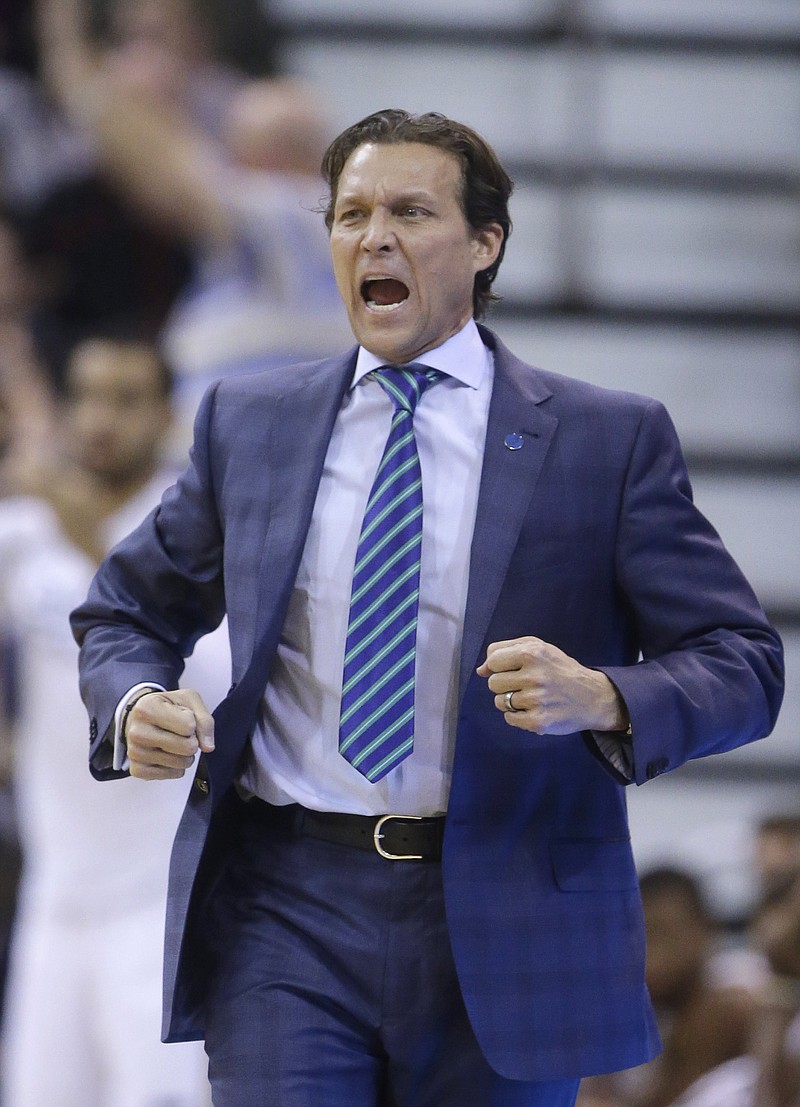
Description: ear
xmin=471 ymin=222 xmax=504 ymax=273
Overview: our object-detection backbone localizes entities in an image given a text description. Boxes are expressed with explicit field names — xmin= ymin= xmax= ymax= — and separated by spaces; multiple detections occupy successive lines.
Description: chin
xmin=355 ymin=328 xmax=412 ymax=363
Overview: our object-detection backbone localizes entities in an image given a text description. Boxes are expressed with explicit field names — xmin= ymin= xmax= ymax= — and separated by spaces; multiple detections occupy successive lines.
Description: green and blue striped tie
xmin=338 ymin=365 xmax=442 ymax=781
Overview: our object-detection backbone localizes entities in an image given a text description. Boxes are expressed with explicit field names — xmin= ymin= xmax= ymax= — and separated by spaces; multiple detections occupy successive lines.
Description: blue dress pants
xmin=203 ymin=802 xmax=580 ymax=1107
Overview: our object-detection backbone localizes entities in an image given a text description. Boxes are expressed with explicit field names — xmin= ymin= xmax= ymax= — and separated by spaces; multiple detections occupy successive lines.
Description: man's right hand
xmin=124 ymin=689 xmax=215 ymax=780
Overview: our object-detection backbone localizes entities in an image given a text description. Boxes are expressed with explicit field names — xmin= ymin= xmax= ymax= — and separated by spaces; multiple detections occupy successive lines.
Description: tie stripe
xmin=356 ymin=488 xmax=422 ymax=556
xmin=338 ymin=366 xmax=442 ymax=782
xmin=340 ymin=647 xmax=416 ymax=729
xmin=344 ymin=578 xmax=419 ymax=653
xmin=351 ymin=537 xmax=421 ymax=604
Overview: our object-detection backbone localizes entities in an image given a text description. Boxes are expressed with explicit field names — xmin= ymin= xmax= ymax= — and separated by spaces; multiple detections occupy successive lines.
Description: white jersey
xmin=0 ymin=475 xmax=229 ymax=917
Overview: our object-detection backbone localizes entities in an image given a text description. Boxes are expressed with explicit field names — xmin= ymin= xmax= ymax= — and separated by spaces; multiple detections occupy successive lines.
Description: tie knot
xmin=371 ymin=365 xmax=443 ymax=414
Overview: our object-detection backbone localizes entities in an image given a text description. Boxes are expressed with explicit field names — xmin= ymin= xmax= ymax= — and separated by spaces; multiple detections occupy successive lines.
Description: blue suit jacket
xmin=72 ymin=326 xmax=784 ymax=1081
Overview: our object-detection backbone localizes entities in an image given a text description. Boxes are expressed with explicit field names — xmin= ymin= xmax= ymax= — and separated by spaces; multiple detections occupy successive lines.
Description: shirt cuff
xmin=591 ymin=731 xmax=635 ymax=780
xmin=113 ymin=683 xmax=165 ymax=772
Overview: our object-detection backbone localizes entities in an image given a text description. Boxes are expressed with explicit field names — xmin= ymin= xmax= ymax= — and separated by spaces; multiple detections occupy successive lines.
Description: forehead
xmin=68 ymin=340 xmax=162 ymax=394
xmin=336 ymin=141 xmax=464 ymax=203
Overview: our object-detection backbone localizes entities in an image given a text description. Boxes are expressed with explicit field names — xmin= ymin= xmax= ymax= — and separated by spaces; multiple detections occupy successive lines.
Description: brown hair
xmin=321 ymin=109 xmax=513 ymax=320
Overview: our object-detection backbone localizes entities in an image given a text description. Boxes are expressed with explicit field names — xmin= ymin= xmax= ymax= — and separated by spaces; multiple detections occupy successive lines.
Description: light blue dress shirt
xmin=239 ymin=319 xmax=493 ymax=815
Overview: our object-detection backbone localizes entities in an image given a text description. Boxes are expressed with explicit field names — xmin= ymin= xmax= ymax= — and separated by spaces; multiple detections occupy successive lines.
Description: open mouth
xmin=361 ymin=277 xmax=409 ymax=313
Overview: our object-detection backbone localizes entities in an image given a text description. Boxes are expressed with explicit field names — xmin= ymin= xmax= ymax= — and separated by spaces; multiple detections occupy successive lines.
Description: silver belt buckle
xmin=373 ymin=814 xmax=424 ymax=860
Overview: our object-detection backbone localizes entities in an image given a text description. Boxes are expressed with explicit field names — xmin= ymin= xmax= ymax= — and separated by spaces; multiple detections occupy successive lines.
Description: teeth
xmin=366 ymin=299 xmax=405 ymax=312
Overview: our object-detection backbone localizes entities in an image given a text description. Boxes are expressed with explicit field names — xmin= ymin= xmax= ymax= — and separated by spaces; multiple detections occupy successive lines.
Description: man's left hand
xmin=476 ymin=636 xmax=629 ymax=734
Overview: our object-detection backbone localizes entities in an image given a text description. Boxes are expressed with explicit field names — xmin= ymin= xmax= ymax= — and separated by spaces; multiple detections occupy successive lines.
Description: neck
xmin=51 ymin=461 xmax=158 ymax=565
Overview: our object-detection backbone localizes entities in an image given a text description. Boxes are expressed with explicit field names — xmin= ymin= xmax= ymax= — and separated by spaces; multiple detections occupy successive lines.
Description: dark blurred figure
xmin=754 ymin=816 xmax=800 ymax=903
xmin=579 ymin=866 xmax=758 ymax=1107
xmin=637 ymin=868 xmax=757 ymax=1105
xmin=91 ymin=0 xmax=280 ymax=98
xmin=0 ymin=206 xmax=55 ymax=467
xmin=0 ymin=0 xmax=36 ymax=72
xmin=13 ymin=177 xmax=191 ymax=393
xmin=1 ymin=0 xmax=89 ymax=210
xmin=749 ymin=825 xmax=800 ymax=1107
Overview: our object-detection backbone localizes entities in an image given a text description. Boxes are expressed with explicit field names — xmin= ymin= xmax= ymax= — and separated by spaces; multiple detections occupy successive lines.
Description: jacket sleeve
xmin=595 ymin=398 xmax=784 ymax=785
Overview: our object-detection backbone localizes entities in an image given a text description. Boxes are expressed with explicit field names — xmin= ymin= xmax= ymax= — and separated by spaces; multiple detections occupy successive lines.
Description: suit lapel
xmin=251 ymin=354 xmax=355 ymax=648
xmin=458 ymin=331 xmax=558 ymax=701
xmin=211 ymin=351 xmax=354 ymax=795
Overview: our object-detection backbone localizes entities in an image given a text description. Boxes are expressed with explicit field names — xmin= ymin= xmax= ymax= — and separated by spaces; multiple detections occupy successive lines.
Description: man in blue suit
xmin=71 ymin=109 xmax=784 ymax=1107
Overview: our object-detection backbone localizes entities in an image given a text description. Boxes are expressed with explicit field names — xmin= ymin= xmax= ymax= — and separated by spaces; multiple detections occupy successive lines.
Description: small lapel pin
xmin=504 ymin=432 xmax=524 ymax=451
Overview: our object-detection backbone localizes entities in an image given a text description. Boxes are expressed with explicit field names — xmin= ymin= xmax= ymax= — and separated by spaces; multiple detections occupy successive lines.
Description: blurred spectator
xmin=0 ymin=622 xmax=20 ymax=1037
xmin=86 ymin=0 xmax=247 ymax=137
xmin=12 ymin=175 xmax=192 ymax=393
xmin=748 ymin=840 xmax=800 ymax=1107
xmin=4 ymin=0 xmax=275 ymax=394
xmin=578 ymin=867 xmax=758 ymax=1107
xmin=0 ymin=67 xmax=90 ymax=210
xmin=36 ymin=0 xmax=349 ymax=454
xmin=0 ymin=206 xmax=57 ymax=477
xmin=1 ymin=1 xmax=89 ymax=215
xmin=0 ymin=324 xmax=222 ymax=1105
xmin=577 ymin=1081 xmax=625 ymax=1107
xmin=754 ymin=816 xmax=800 ymax=901
xmin=153 ymin=75 xmax=352 ymax=453
xmin=636 ymin=867 xmax=757 ymax=1106
xmin=1 ymin=1 xmax=195 ymax=394
xmin=0 ymin=212 xmax=53 ymax=937
xmin=0 ymin=0 xmax=37 ymax=73
xmin=36 ymin=0 xmax=265 ymax=149
xmin=90 ymin=0 xmax=276 ymax=95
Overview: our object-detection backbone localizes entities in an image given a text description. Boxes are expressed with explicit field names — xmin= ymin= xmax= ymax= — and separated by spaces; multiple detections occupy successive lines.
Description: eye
xmin=336 ymin=207 xmax=364 ymax=225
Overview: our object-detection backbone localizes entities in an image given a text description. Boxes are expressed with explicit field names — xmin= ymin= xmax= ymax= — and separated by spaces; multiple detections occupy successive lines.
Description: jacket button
xmin=646 ymin=758 xmax=669 ymax=780
xmin=195 ymin=777 xmax=209 ymax=795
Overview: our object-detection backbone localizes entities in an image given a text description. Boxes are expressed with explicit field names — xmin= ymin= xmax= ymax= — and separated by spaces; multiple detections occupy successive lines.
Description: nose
xmin=360 ymin=210 xmax=394 ymax=253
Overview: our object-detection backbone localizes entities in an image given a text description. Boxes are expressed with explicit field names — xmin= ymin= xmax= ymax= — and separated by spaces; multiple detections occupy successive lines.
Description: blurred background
xmin=0 ymin=1 xmax=798 ymax=1105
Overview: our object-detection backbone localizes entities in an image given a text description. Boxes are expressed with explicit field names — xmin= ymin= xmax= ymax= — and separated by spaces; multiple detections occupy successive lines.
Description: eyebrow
xmin=336 ymin=187 xmax=438 ymax=208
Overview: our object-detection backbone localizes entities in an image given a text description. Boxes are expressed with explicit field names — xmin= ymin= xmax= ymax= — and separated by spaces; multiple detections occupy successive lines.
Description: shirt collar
xmin=351 ymin=319 xmax=489 ymax=390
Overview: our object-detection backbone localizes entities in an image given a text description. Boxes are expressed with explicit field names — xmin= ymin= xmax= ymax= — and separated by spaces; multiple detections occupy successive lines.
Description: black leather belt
xmin=245 ymin=799 xmax=445 ymax=862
